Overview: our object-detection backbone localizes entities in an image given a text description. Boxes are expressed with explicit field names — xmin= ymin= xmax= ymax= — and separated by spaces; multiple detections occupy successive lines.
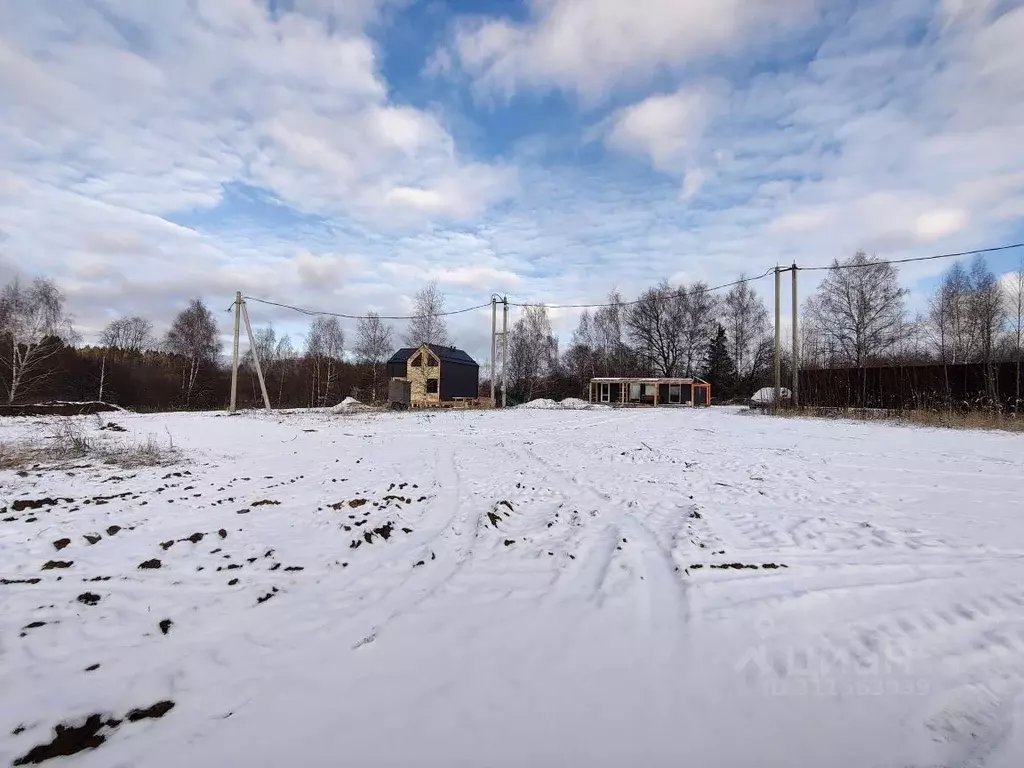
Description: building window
xmin=669 ymin=384 xmax=681 ymax=404
xmin=411 ymin=354 xmax=423 ymax=367
xmin=599 ymin=383 xmax=611 ymax=403
xmin=426 ymin=379 xmax=439 ymax=394
xmin=629 ymin=383 xmax=641 ymax=402
xmin=427 ymin=356 xmax=438 ymax=367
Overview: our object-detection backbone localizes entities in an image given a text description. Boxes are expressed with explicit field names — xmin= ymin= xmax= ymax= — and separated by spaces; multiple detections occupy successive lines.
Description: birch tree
xmin=404 ymin=281 xmax=449 ymax=347
xmin=805 ymin=251 xmax=908 ymax=368
xmin=354 ymin=311 xmax=393 ymax=401
xmin=722 ymin=279 xmax=770 ymax=381
xmin=165 ymin=298 xmax=219 ymax=406
xmin=101 ymin=316 xmax=153 ymax=353
xmin=0 ymin=277 xmax=77 ymax=404
xmin=306 ymin=316 xmax=345 ymax=406
xmin=508 ymin=305 xmax=558 ymax=401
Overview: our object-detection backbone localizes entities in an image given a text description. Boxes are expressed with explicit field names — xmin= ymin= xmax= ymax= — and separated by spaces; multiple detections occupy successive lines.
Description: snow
xmin=517 ymin=397 xmax=561 ymax=409
xmin=330 ymin=396 xmax=365 ymax=414
xmin=3 ymin=407 xmax=1024 ymax=767
xmin=518 ymin=397 xmax=607 ymax=410
xmin=751 ymin=386 xmax=792 ymax=404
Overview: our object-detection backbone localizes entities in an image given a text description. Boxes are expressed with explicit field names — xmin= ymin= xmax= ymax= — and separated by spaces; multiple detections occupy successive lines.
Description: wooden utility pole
xmin=502 ymin=296 xmax=509 ymax=408
xmin=230 ymin=291 xmax=241 ymax=413
xmin=791 ymin=264 xmax=799 ymax=407
xmin=241 ymin=301 xmax=272 ymax=411
xmin=490 ymin=297 xmax=497 ymax=404
xmin=774 ymin=267 xmax=782 ymax=410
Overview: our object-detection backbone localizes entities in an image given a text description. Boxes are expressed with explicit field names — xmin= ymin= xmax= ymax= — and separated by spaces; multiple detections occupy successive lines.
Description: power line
xmin=799 ymin=243 xmax=1024 ymax=272
xmin=240 ymin=242 xmax=1024 ymax=320
xmin=509 ymin=268 xmax=776 ymax=310
xmin=242 ymin=295 xmax=491 ymax=321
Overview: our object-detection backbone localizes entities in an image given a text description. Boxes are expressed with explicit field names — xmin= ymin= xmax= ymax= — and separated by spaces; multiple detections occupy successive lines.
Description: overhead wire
xmin=239 ymin=242 xmax=1024 ymax=320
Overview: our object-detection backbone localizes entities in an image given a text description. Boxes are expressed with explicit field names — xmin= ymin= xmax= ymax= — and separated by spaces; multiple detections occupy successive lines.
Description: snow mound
xmin=518 ymin=398 xmax=561 ymax=410
xmin=750 ymin=387 xmax=792 ymax=405
xmin=559 ymin=398 xmax=593 ymax=410
xmin=331 ymin=396 xmax=366 ymax=414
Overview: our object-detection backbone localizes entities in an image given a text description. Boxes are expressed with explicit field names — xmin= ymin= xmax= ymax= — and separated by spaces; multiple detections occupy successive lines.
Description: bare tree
xmin=624 ymin=281 xmax=686 ymax=376
xmin=722 ymin=279 xmax=770 ymax=382
xmin=165 ymin=298 xmax=219 ymax=406
xmin=805 ymin=251 xmax=908 ymax=368
xmin=928 ymin=262 xmax=979 ymax=364
xmin=679 ymin=283 xmax=720 ymax=377
xmin=101 ymin=316 xmax=153 ymax=353
xmin=969 ymin=255 xmax=1005 ymax=403
xmin=404 ymin=281 xmax=449 ymax=347
xmin=306 ymin=316 xmax=345 ymax=406
xmin=354 ymin=312 xmax=393 ymax=402
xmin=1008 ymin=260 xmax=1024 ymax=410
xmin=0 ymin=277 xmax=76 ymax=404
xmin=508 ymin=305 xmax=558 ymax=401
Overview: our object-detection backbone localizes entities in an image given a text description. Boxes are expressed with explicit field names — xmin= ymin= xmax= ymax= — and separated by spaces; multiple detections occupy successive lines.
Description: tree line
xmin=504 ymin=251 xmax=1024 ymax=407
xmin=0 ymin=279 xmax=451 ymax=410
xmin=3 ymin=253 xmax=1023 ymax=410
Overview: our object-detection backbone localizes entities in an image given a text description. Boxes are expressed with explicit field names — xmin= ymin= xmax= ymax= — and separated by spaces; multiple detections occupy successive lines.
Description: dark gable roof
xmin=387 ymin=344 xmax=478 ymax=367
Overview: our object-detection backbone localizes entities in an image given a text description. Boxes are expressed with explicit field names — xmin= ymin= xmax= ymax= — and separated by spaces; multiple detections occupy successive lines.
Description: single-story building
xmin=386 ymin=344 xmax=480 ymax=405
xmin=588 ymin=377 xmax=712 ymax=407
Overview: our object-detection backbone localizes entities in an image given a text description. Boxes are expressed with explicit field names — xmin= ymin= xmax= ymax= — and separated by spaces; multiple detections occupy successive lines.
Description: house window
xmin=411 ymin=354 xmax=423 ymax=367
xmin=669 ymin=384 xmax=681 ymax=404
xmin=427 ymin=356 xmax=438 ymax=367
xmin=599 ymin=383 xmax=611 ymax=403
xmin=629 ymin=383 xmax=641 ymax=402
xmin=426 ymin=379 xmax=439 ymax=394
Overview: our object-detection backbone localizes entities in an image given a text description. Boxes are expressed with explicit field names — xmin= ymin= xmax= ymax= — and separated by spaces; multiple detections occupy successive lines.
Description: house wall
xmin=438 ymin=362 xmax=479 ymax=400
xmin=385 ymin=361 xmax=406 ymax=380
xmin=406 ymin=347 xmax=440 ymax=402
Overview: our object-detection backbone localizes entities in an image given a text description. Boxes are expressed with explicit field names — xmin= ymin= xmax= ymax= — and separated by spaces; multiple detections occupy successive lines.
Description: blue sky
xmin=2 ymin=0 xmax=1023 ymax=361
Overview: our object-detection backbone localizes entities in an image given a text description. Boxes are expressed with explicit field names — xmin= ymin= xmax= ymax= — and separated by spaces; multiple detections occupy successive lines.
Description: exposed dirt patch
xmin=348 ymin=498 xmax=368 ymax=508
xmin=85 ymin=664 xmax=100 ymax=672
xmin=185 ymin=532 xmax=204 ymax=543
xmin=83 ymin=534 xmax=102 ymax=545
xmin=486 ymin=511 xmax=501 ymax=527
xmin=251 ymin=499 xmax=280 ymax=506
xmin=158 ymin=619 xmax=173 ymax=635
xmin=13 ymin=498 xmax=73 ymax=512
xmin=12 ymin=714 xmax=110 ymax=765
xmin=76 ymin=592 xmax=101 ymax=606
xmin=256 ymin=587 xmax=279 ymax=604
xmin=138 ymin=559 xmax=162 ymax=570
xmin=53 ymin=538 xmax=71 ymax=551
xmin=41 ymin=561 xmax=73 ymax=570
xmin=283 ymin=566 xmax=304 ymax=572
xmin=218 ymin=528 xmax=227 ymax=539
xmin=228 ymin=578 xmax=239 ymax=586
xmin=2 ymin=577 xmax=41 ymax=584
xmin=160 ymin=540 xmax=175 ymax=551
xmin=106 ymin=526 xmax=121 ymax=536
xmin=126 ymin=701 xmax=175 ymax=722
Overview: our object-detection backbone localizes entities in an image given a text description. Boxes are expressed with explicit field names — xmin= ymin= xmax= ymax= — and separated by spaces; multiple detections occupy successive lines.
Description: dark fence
xmin=800 ymin=362 xmax=1024 ymax=412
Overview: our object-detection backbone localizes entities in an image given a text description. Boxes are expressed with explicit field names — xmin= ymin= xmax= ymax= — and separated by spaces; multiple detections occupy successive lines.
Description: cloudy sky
xmin=2 ymin=0 xmax=1023 ymax=362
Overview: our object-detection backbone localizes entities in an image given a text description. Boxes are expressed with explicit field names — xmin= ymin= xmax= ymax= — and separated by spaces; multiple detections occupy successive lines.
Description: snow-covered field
xmin=3 ymin=407 xmax=1024 ymax=767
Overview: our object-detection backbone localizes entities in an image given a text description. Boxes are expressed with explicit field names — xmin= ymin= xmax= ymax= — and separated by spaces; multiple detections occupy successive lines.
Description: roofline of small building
xmin=589 ymin=377 xmax=709 ymax=385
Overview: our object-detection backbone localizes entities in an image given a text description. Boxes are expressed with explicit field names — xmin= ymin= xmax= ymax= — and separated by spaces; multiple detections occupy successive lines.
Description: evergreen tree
xmin=703 ymin=324 xmax=738 ymax=401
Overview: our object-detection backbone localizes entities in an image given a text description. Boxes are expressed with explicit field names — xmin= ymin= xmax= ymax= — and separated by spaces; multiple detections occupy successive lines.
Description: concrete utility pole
xmin=230 ymin=291 xmax=241 ymax=413
xmin=791 ymin=264 xmax=799 ymax=407
xmin=490 ymin=297 xmax=497 ymax=404
xmin=502 ymin=296 xmax=509 ymax=408
xmin=241 ymin=302 xmax=272 ymax=411
xmin=774 ymin=267 xmax=782 ymax=410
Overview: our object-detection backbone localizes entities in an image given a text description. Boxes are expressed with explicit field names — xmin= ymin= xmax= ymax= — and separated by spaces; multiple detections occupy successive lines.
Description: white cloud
xmin=446 ymin=0 xmax=816 ymax=100
xmin=605 ymin=86 xmax=721 ymax=173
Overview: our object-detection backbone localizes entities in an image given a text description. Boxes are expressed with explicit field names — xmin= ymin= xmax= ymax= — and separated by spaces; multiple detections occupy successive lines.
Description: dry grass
xmin=0 ymin=417 xmax=180 ymax=470
xmin=763 ymin=405 xmax=1024 ymax=433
